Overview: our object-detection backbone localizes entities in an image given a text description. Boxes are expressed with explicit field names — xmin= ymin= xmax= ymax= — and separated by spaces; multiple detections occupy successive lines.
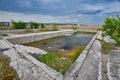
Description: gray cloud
xmin=0 ymin=10 xmax=103 ymax=25
xmin=0 ymin=0 xmax=120 ymax=25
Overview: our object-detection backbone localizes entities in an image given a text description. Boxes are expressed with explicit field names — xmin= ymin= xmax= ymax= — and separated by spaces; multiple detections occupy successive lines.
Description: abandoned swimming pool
xmin=24 ymin=33 xmax=94 ymax=75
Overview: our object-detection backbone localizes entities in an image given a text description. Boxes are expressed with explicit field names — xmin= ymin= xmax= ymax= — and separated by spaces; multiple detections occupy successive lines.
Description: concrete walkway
xmin=75 ymin=40 xmax=102 ymax=80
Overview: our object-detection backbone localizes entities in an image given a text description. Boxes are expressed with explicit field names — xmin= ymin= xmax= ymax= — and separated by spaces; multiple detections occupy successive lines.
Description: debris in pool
xmin=61 ymin=49 xmax=64 ymax=51
xmin=62 ymin=57 xmax=66 ymax=60
xmin=48 ymin=47 xmax=51 ymax=49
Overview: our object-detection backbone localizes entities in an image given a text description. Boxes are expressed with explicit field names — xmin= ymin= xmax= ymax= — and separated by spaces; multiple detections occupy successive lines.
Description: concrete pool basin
xmin=0 ymin=30 xmax=104 ymax=80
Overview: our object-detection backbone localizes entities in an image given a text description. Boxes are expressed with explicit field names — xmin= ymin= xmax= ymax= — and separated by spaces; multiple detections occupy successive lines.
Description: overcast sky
xmin=0 ymin=0 xmax=120 ymax=25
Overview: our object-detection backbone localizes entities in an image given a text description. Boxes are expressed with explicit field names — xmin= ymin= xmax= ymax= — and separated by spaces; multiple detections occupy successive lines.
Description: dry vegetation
xmin=52 ymin=25 xmax=101 ymax=31
xmin=0 ymin=54 xmax=19 ymax=80
xmin=37 ymin=46 xmax=85 ymax=75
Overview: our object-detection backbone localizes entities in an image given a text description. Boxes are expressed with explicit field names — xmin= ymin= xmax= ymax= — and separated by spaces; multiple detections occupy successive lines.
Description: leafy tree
xmin=102 ymin=15 xmax=120 ymax=45
xmin=103 ymin=17 xmax=111 ymax=31
xmin=34 ymin=22 xmax=39 ymax=28
xmin=30 ymin=21 xmax=34 ymax=29
xmin=41 ymin=23 xmax=45 ymax=28
xmin=0 ymin=24 xmax=3 ymax=29
xmin=102 ymin=17 xmax=117 ymax=34
xmin=116 ymin=16 xmax=120 ymax=34
xmin=30 ymin=22 xmax=39 ymax=29
xmin=12 ymin=21 xmax=26 ymax=29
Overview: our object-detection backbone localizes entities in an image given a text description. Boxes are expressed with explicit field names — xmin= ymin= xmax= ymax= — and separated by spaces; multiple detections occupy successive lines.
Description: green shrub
xmin=112 ymin=35 xmax=120 ymax=46
xmin=12 ymin=21 xmax=26 ymax=29
xmin=0 ymin=24 xmax=3 ymax=29
xmin=30 ymin=21 xmax=34 ymax=28
xmin=37 ymin=52 xmax=72 ymax=75
xmin=102 ymin=15 xmax=120 ymax=46
xmin=37 ymin=52 xmax=58 ymax=65
xmin=30 ymin=22 xmax=39 ymax=29
xmin=41 ymin=23 xmax=45 ymax=28
xmin=34 ymin=23 xmax=39 ymax=28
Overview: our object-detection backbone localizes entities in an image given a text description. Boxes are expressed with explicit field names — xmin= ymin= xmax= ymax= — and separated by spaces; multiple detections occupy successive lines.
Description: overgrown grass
xmin=40 ymin=28 xmax=59 ymax=32
xmin=66 ymin=46 xmax=85 ymax=62
xmin=104 ymin=31 xmax=120 ymax=46
xmin=25 ymin=29 xmax=33 ymax=33
xmin=37 ymin=52 xmax=72 ymax=75
xmin=37 ymin=52 xmax=58 ymax=65
xmin=74 ymin=31 xmax=96 ymax=34
xmin=37 ymin=46 xmax=84 ymax=75
xmin=0 ymin=54 xmax=19 ymax=80
xmin=40 ymin=28 xmax=52 ymax=32
xmin=101 ymin=40 xmax=115 ymax=53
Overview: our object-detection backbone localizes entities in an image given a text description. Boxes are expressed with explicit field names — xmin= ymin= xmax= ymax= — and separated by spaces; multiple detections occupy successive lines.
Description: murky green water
xmin=25 ymin=34 xmax=94 ymax=53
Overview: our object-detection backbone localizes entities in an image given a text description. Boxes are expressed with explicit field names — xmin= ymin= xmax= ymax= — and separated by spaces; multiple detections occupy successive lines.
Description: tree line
xmin=11 ymin=21 xmax=45 ymax=29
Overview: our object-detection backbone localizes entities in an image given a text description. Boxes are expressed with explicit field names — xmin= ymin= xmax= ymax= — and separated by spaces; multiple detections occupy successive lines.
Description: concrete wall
xmin=0 ymin=29 xmax=40 ymax=34
xmin=7 ymin=30 xmax=74 ymax=44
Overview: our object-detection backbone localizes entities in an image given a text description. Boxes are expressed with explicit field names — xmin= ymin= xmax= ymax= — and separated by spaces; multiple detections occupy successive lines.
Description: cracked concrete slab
xmin=0 ymin=40 xmax=12 ymax=51
xmin=0 ymin=40 xmax=62 ymax=80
